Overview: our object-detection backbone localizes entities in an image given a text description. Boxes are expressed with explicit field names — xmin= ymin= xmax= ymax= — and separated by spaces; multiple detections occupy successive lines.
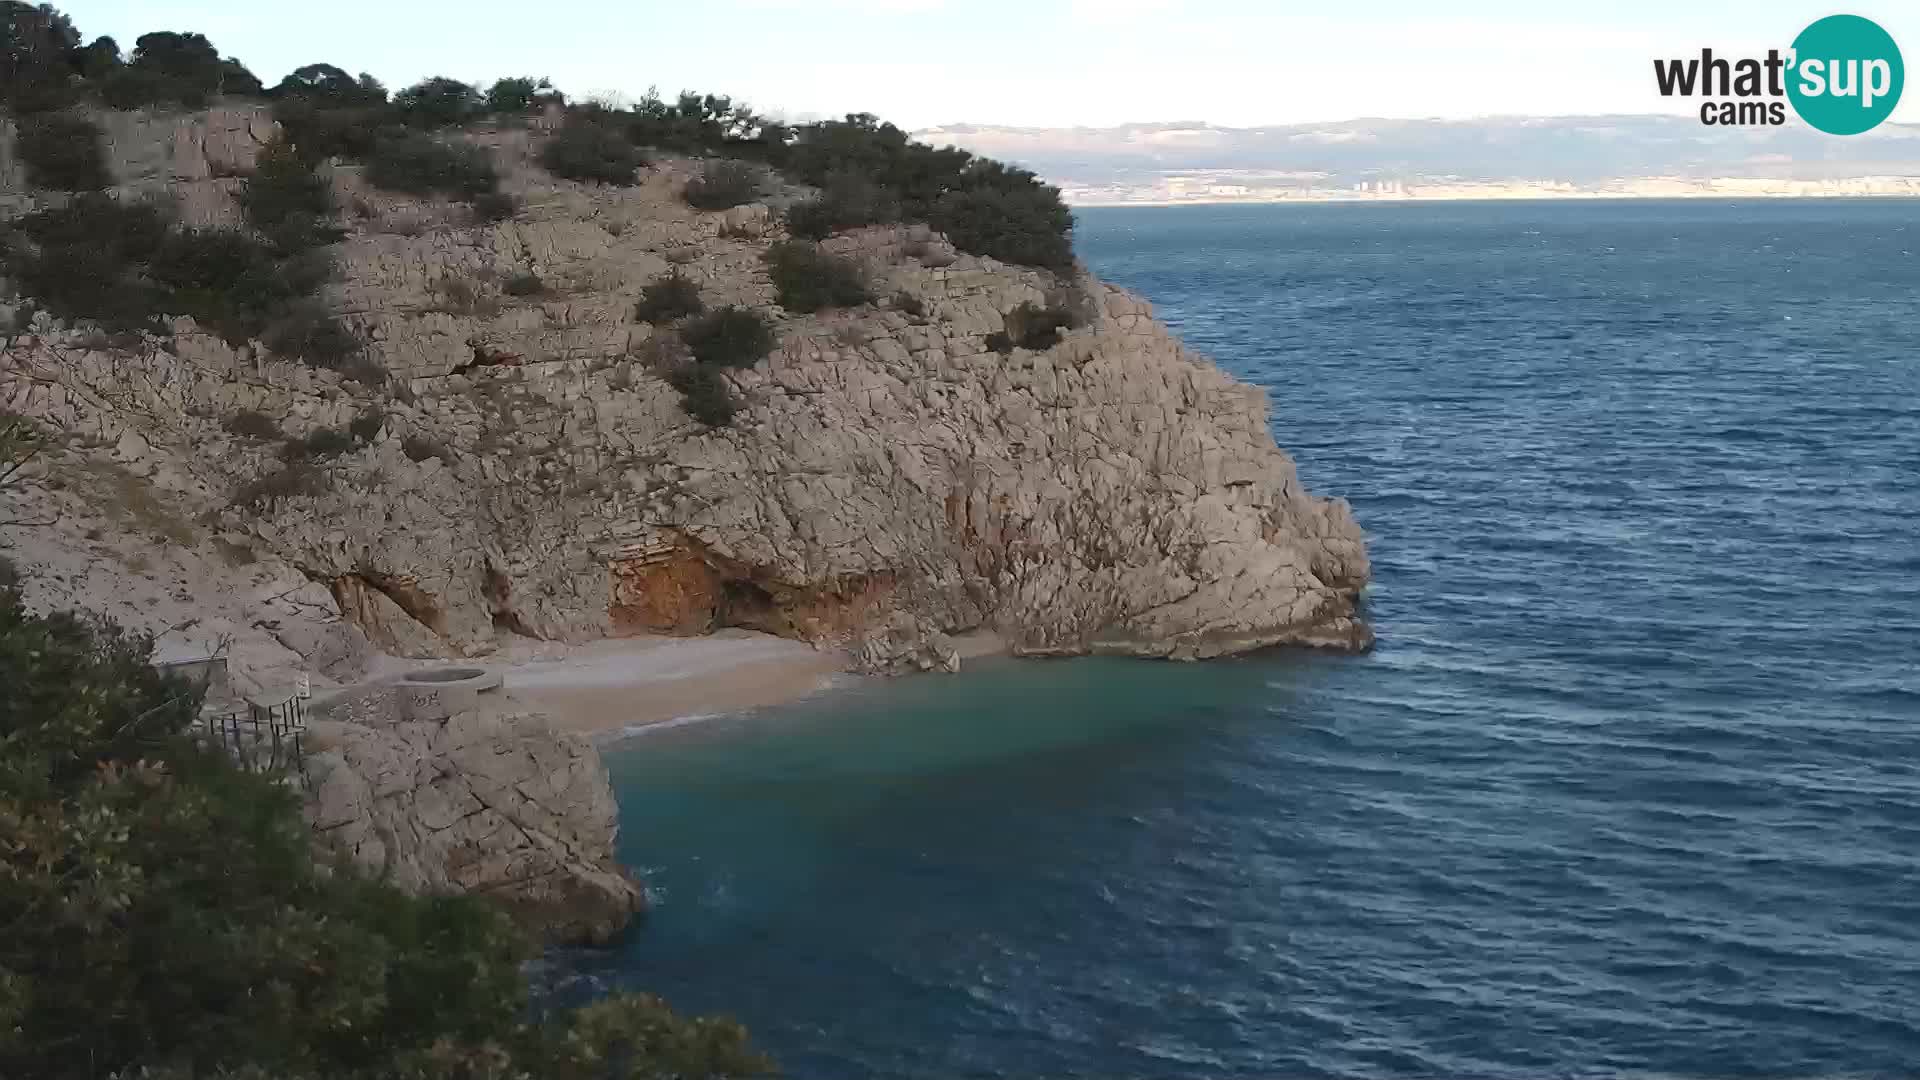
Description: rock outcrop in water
xmin=0 ymin=104 xmax=1371 ymax=681
xmin=302 ymin=682 xmax=644 ymax=945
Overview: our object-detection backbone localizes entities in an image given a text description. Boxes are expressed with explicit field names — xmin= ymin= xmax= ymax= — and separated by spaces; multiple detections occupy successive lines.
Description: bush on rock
xmin=765 ymin=241 xmax=871 ymax=314
xmin=634 ymin=274 xmax=704 ymax=325
xmin=365 ymin=133 xmax=498 ymax=201
xmin=683 ymin=159 xmax=764 ymax=211
xmin=539 ymin=122 xmax=645 ymax=185
xmin=682 ymin=306 xmax=775 ymax=369
xmin=15 ymin=112 xmax=110 ymax=192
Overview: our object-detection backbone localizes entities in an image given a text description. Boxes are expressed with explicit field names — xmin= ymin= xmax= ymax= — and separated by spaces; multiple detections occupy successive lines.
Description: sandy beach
xmin=472 ymin=631 xmax=850 ymax=738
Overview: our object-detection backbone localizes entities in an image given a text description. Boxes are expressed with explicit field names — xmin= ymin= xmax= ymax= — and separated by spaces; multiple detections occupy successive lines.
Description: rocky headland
xmin=0 ymin=102 xmax=1370 ymax=939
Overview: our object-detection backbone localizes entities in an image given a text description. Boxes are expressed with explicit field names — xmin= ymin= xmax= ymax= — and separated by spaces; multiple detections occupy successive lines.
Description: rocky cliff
xmin=0 ymin=104 xmax=1370 ymax=682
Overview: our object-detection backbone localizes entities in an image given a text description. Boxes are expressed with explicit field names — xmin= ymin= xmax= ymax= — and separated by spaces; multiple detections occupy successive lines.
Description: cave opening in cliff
xmin=716 ymin=576 xmax=780 ymax=634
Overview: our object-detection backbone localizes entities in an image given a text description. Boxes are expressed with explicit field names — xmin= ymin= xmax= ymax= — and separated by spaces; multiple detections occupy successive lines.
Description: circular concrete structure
xmin=395 ymin=666 xmax=503 ymax=693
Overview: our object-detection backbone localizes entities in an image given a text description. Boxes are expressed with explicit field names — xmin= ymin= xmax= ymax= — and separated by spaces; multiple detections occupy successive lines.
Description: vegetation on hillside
xmin=765 ymin=241 xmax=871 ymax=314
xmin=540 ymin=119 xmax=647 ymax=185
xmin=0 ymin=569 xmax=772 ymax=1079
xmin=0 ymin=0 xmax=1077 ymax=423
xmin=986 ymin=295 xmax=1093 ymax=354
xmin=682 ymin=160 xmax=764 ymax=211
xmin=655 ymin=306 xmax=781 ymax=427
xmin=634 ymin=274 xmax=704 ymax=325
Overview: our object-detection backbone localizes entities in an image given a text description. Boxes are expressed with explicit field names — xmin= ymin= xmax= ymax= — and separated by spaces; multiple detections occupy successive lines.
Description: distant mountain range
xmin=914 ymin=115 xmax=1920 ymax=204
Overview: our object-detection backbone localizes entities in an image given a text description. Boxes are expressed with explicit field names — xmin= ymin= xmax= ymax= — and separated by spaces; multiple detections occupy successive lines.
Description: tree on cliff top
xmin=272 ymin=62 xmax=386 ymax=106
xmin=486 ymin=75 xmax=561 ymax=114
xmin=394 ymin=75 xmax=482 ymax=129
xmin=0 ymin=1 xmax=79 ymax=109
xmin=0 ymin=577 xmax=773 ymax=1080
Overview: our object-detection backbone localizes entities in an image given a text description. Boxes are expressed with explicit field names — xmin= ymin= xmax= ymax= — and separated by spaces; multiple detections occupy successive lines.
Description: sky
xmin=61 ymin=1 xmax=1920 ymax=130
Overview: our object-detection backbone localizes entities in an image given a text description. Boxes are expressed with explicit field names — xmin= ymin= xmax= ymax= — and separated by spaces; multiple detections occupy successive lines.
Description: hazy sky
xmin=62 ymin=1 xmax=1920 ymax=129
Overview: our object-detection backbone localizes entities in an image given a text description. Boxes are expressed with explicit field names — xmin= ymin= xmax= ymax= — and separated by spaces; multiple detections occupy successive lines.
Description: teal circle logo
xmin=1787 ymin=14 xmax=1904 ymax=135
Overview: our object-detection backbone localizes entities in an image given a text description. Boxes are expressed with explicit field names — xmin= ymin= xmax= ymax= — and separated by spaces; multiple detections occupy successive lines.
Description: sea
xmin=576 ymin=200 xmax=1920 ymax=1078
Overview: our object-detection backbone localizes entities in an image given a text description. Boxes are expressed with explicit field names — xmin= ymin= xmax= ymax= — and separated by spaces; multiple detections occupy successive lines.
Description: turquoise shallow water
xmin=576 ymin=200 xmax=1920 ymax=1078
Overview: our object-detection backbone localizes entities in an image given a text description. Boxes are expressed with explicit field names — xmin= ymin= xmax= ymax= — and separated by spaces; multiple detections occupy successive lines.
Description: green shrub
xmin=4 ymin=245 xmax=158 ymax=331
xmin=393 ymin=75 xmax=481 ymax=128
xmin=348 ymin=407 xmax=384 ymax=442
xmin=15 ymin=112 xmax=111 ymax=191
xmin=221 ymin=410 xmax=280 ymax=440
xmin=146 ymin=227 xmax=297 ymax=343
xmin=219 ymin=56 xmax=263 ymax=96
xmin=13 ymin=194 xmax=169 ymax=263
xmin=95 ymin=66 xmax=167 ymax=109
xmin=893 ymin=290 xmax=926 ymax=317
xmin=338 ymin=355 xmax=388 ymax=387
xmin=74 ymin=34 xmax=122 ymax=82
xmin=3 ymin=197 xmax=165 ymax=330
xmin=626 ymin=90 xmax=761 ymax=156
xmin=634 ymin=274 xmax=703 ymax=324
xmin=502 ymin=272 xmax=544 ymax=297
xmin=279 ymin=426 xmax=354 ymax=462
xmin=260 ymin=299 xmax=360 ymax=368
xmin=778 ymin=113 xmax=1075 ymax=269
xmin=0 ymin=4 xmax=81 ymax=111
xmin=992 ymin=298 xmax=1087 ymax=352
xmin=270 ymin=63 xmax=387 ymax=107
xmin=271 ymin=97 xmax=394 ymax=163
xmin=682 ymin=159 xmax=763 ymax=211
xmin=668 ymin=363 xmax=737 ymax=427
xmin=241 ymin=135 xmax=339 ymax=252
xmin=365 ymin=133 xmax=498 ymax=200
xmin=485 ymin=75 xmax=558 ymax=113
xmin=401 ymin=434 xmax=450 ymax=463
xmin=230 ymin=459 xmax=330 ymax=507
xmin=784 ymin=170 xmax=897 ymax=239
xmin=428 ymin=275 xmax=497 ymax=317
xmin=125 ymin=30 xmax=224 ymax=104
xmin=472 ymin=190 xmax=517 ymax=222
xmin=88 ymin=30 xmax=252 ymax=111
xmin=764 ymin=240 xmax=871 ymax=314
xmin=931 ymin=183 xmax=1075 ymax=271
xmin=538 ymin=122 xmax=645 ymax=185
xmin=682 ymin=306 xmax=775 ymax=369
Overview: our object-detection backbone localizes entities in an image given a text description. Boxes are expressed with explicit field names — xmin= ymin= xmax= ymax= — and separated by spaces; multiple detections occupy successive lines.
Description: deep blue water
xmin=584 ymin=200 xmax=1920 ymax=1077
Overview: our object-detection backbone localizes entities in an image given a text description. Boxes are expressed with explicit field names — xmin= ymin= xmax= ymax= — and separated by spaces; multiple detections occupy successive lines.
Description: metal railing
xmin=158 ymin=656 xmax=310 ymax=772
xmin=203 ymin=694 xmax=307 ymax=773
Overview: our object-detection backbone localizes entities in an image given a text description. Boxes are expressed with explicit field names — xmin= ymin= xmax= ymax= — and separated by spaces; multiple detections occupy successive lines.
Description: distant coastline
xmin=915 ymin=114 xmax=1920 ymax=212
xmin=1069 ymin=187 xmax=1920 ymax=208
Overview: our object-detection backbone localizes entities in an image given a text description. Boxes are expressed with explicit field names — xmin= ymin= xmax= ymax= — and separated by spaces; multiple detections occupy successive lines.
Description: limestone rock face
xmin=0 ymin=103 xmax=271 ymax=224
xmin=301 ymin=685 xmax=645 ymax=945
xmin=0 ymin=108 xmax=1372 ymax=679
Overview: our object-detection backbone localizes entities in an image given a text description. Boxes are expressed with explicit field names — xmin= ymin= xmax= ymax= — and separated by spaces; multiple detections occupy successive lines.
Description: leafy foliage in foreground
xmin=0 ymin=578 xmax=773 ymax=1080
